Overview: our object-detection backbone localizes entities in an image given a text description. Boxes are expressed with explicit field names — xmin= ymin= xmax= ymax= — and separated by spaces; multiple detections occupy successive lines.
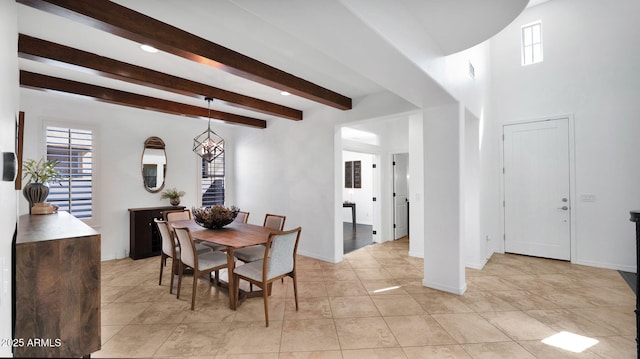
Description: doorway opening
xmin=342 ymin=150 xmax=374 ymax=254
xmin=393 ymin=153 xmax=409 ymax=240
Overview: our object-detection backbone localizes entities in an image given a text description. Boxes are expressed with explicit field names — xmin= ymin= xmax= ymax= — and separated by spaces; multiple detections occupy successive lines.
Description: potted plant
xmin=160 ymin=187 xmax=185 ymax=206
xmin=22 ymin=157 xmax=60 ymax=213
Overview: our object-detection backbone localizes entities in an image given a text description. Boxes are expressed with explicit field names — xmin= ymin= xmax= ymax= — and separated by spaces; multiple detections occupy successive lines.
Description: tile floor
xmin=96 ymin=238 xmax=637 ymax=358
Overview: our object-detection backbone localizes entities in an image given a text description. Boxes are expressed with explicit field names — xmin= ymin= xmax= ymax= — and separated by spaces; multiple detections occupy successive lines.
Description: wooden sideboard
xmin=129 ymin=206 xmax=184 ymax=259
xmin=14 ymin=211 xmax=101 ymax=358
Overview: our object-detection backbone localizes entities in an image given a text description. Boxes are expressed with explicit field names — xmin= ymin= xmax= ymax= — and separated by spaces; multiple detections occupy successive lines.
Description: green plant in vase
xmin=22 ymin=157 xmax=60 ymax=213
xmin=160 ymin=187 xmax=185 ymax=206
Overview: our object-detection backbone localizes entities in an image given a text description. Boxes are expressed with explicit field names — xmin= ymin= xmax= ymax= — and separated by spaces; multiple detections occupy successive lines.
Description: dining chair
xmin=165 ymin=208 xmax=225 ymax=251
xmin=234 ymin=211 xmax=250 ymax=223
xmin=163 ymin=209 xmax=191 ymax=222
xmin=155 ymin=219 xmax=212 ymax=294
xmin=233 ymin=227 xmax=302 ymax=326
xmin=173 ymin=225 xmax=230 ymax=310
xmin=233 ymin=213 xmax=286 ymax=263
xmin=234 ymin=213 xmax=287 ymax=289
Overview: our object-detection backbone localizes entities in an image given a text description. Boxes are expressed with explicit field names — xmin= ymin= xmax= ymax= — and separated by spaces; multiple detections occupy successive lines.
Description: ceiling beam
xmin=20 ymin=71 xmax=267 ymax=129
xmin=17 ymin=0 xmax=353 ymax=110
xmin=18 ymin=34 xmax=302 ymax=121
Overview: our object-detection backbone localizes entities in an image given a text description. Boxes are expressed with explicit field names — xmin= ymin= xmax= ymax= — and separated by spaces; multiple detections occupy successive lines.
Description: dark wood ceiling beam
xmin=18 ymin=34 xmax=302 ymax=121
xmin=17 ymin=0 xmax=353 ymax=110
xmin=20 ymin=71 xmax=266 ymax=129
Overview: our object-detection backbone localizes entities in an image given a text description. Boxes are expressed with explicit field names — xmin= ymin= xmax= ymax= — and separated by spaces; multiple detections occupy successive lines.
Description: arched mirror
xmin=141 ymin=136 xmax=167 ymax=193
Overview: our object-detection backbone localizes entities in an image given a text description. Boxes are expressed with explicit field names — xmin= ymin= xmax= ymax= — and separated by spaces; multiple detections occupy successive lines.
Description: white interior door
xmin=393 ymin=153 xmax=409 ymax=239
xmin=503 ymin=118 xmax=571 ymax=260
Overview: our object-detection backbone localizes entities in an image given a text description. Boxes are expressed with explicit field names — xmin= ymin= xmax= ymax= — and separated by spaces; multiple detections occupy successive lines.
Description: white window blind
xmin=46 ymin=126 xmax=93 ymax=219
xmin=522 ymin=21 xmax=543 ymax=65
xmin=201 ymin=153 xmax=225 ymax=207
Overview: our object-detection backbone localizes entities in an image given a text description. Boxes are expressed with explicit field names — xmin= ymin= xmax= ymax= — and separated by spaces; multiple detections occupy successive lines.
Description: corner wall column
xmin=422 ymin=103 xmax=466 ymax=294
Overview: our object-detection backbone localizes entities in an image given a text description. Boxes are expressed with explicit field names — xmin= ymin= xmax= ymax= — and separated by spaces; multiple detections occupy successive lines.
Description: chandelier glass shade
xmin=193 ymin=97 xmax=224 ymax=162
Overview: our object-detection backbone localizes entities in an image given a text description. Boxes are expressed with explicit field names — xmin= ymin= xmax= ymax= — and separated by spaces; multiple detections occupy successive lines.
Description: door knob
xmin=558 ymin=206 xmax=569 ymax=210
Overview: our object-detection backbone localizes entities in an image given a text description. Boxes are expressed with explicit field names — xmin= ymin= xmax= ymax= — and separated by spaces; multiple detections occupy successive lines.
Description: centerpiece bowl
xmin=192 ymin=205 xmax=239 ymax=229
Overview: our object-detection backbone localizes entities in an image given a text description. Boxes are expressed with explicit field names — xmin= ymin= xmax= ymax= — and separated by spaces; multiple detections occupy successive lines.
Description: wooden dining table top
xmin=170 ymin=219 xmax=274 ymax=248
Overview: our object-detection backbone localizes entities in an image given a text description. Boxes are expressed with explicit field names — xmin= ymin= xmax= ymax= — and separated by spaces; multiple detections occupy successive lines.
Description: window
xmin=201 ymin=153 xmax=225 ymax=207
xmin=46 ymin=126 xmax=93 ymax=219
xmin=521 ymin=21 xmax=543 ymax=65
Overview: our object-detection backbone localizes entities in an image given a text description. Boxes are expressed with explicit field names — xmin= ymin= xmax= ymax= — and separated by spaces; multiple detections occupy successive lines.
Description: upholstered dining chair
xmin=234 ymin=211 xmax=250 ymax=223
xmin=163 ymin=208 xmax=191 ymax=222
xmin=155 ymin=219 xmax=212 ymax=294
xmin=233 ymin=227 xmax=302 ymax=326
xmin=173 ymin=226 xmax=230 ymax=310
xmin=233 ymin=213 xmax=286 ymax=263
xmin=165 ymin=208 xmax=225 ymax=252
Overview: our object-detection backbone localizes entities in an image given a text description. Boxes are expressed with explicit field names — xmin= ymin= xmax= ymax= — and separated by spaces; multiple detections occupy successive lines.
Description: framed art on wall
xmin=344 ymin=160 xmax=361 ymax=189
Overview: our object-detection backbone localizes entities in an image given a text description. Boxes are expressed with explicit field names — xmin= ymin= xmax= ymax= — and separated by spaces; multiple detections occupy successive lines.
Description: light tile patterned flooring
xmin=96 ymin=238 xmax=637 ymax=358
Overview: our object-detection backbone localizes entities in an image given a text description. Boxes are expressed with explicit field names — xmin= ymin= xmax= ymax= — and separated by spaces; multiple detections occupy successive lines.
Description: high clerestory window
xmin=521 ymin=21 xmax=543 ymax=65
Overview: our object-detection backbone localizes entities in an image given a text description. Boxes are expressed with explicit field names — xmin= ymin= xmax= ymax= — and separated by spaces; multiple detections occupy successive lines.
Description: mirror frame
xmin=141 ymin=136 xmax=167 ymax=193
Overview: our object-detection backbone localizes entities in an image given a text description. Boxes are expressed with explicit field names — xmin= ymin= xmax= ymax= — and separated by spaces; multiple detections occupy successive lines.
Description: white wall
xmin=0 ymin=2 xmax=18 ymax=356
xmin=234 ymin=106 xmax=341 ymax=263
xmin=428 ymin=41 xmax=492 ymax=120
xmin=490 ymin=0 xmax=640 ymax=271
xmin=19 ymin=89 xmax=238 ymax=261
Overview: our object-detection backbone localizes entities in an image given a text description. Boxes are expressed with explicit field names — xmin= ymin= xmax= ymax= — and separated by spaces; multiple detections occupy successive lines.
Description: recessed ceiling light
xmin=280 ymin=91 xmax=291 ymax=96
xmin=140 ymin=44 xmax=158 ymax=53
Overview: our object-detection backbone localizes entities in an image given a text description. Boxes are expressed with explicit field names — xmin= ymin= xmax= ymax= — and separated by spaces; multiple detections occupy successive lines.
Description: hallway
xmin=343 ymin=222 xmax=373 ymax=254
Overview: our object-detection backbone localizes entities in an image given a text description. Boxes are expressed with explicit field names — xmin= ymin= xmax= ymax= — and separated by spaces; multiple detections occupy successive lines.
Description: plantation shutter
xmin=201 ymin=153 xmax=225 ymax=207
xmin=46 ymin=126 xmax=93 ymax=219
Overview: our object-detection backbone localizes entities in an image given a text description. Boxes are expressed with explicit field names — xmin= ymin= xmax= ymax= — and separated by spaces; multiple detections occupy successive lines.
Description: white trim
xmin=422 ymin=279 xmax=467 ymax=295
xmin=574 ymin=259 xmax=636 ymax=273
xmin=297 ymin=249 xmax=340 ymax=264
xmin=500 ymin=114 xmax=576 ymax=263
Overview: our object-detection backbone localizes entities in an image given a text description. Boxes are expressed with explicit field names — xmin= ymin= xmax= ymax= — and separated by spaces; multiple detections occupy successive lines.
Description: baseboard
xmin=408 ymin=250 xmax=424 ymax=258
xmin=465 ymin=248 xmax=496 ymax=270
xmin=422 ymin=278 xmax=467 ymax=295
xmin=297 ymin=249 xmax=339 ymax=263
xmin=573 ymin=258 xmax=636 ymax=273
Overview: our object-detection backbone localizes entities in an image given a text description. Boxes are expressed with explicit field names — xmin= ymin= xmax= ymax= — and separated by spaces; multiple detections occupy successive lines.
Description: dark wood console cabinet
xmin=129 ymin=206 xmax=184 ymax=259
xmin=14 ymin=211 xmax=101 ymax=358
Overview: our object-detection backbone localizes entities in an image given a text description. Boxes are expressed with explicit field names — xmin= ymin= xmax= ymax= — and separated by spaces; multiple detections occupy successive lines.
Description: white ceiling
xmin=17 ymin=0 xmax=529 ymax=125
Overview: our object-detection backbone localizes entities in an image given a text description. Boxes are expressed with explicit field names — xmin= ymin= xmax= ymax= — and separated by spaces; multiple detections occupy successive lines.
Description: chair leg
xmin=158 ymin=253 xmax=165 ymax=286
xmin=233 ymin=273 xmax=240 ymax=309
xmin=169 ymin=258 xmax=176 ymax=294
xmin=214 ymin=269 xmax=219 ymax=286
xmin=292 ymin=273 xmax=299 ymax=311
xmin=263 ymin=282 xmax=270 ymax=327
xmin=191 ymin=271 xmax=198 ymax=310
xmin=176 ymin=259 xmax=184 ymax=299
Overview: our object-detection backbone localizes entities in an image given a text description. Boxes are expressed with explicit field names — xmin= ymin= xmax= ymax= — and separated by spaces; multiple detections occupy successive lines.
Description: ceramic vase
xmin=23 ymin=183 xmax=49 ymax=214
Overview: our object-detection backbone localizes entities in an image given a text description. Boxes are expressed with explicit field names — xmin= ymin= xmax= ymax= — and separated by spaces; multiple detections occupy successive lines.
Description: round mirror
xmin=141 ymin=136 xmax=167 ymax=193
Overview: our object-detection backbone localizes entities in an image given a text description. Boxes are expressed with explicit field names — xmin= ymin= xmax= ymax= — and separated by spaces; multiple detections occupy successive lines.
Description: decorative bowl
xmin=192 ymin=205 xmax=239 ymax=229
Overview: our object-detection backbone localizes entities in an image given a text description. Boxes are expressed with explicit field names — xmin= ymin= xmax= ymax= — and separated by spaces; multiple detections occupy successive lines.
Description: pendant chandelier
xmin=193 ymin=97 xmax=224 ymax=162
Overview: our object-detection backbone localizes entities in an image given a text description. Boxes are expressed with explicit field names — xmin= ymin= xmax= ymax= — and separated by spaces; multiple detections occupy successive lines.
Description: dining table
xmin=170 ymin=219 xmax=274 ymax=310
